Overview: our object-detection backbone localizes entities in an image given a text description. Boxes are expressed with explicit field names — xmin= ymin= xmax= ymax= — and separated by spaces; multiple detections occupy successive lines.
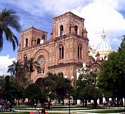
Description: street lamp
xmin=64 ymin=75 xmax=71 ymax=114
xmin=68 ymin=92 xmax=71 ymax=114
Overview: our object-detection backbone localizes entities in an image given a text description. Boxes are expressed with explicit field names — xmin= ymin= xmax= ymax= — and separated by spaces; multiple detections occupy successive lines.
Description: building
xmin=76 ymin=31 xmax=112 ymax=80
xmin=89 ymin=31 xmax=112 ymax=61
xmin=96 ymin=31 xmax=112 ymax=60
xmin=76 ymin=30 xmax=112 ymax=80
xmin=17 ymin=12 xmax=89 ymax=82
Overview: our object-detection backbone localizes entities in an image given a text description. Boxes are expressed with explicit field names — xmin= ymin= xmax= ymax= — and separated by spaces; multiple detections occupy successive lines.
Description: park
xmin=1 ymin=1 xmax=125 ymax=113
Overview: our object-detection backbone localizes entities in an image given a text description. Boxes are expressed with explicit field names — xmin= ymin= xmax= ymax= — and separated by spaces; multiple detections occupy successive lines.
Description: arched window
xmin=82 ymin=29 xmax=84 ymax=37
xmin=25 ymin=38 xmax=28 ymax=47
xmin=60 ymin=25 xmax=64 ymax=36
xmin=42 ymin=34 xmax=45 ymax=40
xmin=37 ymin=38 xmax=40 ymax=45
xmin=69 ymin=25 xmax=71 ymax=33
xmin=59 ymin=45 xmax=64 ymax=59
xmin=40 ymin=34 xmax=45 ymax=44
xmin=78 ymin=44 xmax=82 ymax=59
xmin=74 ymin=25 xmax=78 ymax=35
xmin=24 ymin=55 xmax=28 ymax=66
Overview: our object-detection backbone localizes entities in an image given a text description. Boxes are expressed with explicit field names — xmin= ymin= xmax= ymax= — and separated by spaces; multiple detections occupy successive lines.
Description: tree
xmin=35 ymin=72 xmax=72 ymax=105
xmin=0 ymin=76 xmax=5 ymax=98
xmin=55 ymin=73 xmax=72 ymax=104
xmin=24 ymin=83 xmax=46 ymax=106
xmin=24 ymin=58 xmax=41 ymax=73
xmin=0 ymin=76 xmax=5 ymax=87
xmin=3 ymin=76 xmax=23 ymax=105
xmin=119 ymin=35 xmax=125 ymax=52
xmin=0 ymin=8 xmax=21 ymax=50
xmin=97 ymin=51 xmax=125 ymax=106
xmin=8 ymin=61 xmax=22 ymax=76
xmin=8 ymin=57 xmax=41 ymax=88
xmin=76 ymin=72 xmax=101 ymax=107
xmin=35 ymin=77 xmax=53 ymax=109
xmin=8 ymin=61 xmax=30 ymax=88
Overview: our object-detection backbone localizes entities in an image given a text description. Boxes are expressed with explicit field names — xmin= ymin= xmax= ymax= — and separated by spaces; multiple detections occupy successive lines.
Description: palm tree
xmin=8 ymin=61 xmax=29 ymax=88
xmin=8 ymin=58 xmax=41 ymax=88
xmin=8 ymin=61 xmax=23 ymax=76
xmin=0 ymin=8 xmax=21 ymax=50
xmin=24 ymin=58 xmax=41 ymax=73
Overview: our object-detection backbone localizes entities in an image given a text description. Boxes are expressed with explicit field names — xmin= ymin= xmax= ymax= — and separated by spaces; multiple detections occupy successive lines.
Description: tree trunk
xmin=85 ymin=99 xmax=87 ymax=107
xmin=112 ymin=97 xmax=116 ymax=107
xmin=62 ymin=99 xmax=64 ymax=105
xmin=99 ymin=97 xmax=103 ymax=104
xmin=82 ymin=99 xmax=84 ymax=107
xmin=93 ymin=98 xmax=97 ymax=108
xmin=48 ymin=99 xmax=51 ymax=109
xmin=120 ymin=98 xmax=123 ymax=106
xmin=117 ymin=97 xmax=123 ymax=107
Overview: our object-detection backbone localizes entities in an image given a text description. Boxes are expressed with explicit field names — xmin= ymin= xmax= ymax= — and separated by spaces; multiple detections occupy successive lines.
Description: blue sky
xmin=0 ymin=0 xmax=53 ymax=57
xmin=0 ymin=0 xmax=125 ymax=75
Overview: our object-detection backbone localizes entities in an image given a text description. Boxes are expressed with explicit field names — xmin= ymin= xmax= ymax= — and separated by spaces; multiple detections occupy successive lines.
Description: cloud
xmin=40 ymin=0 xmax=92 ymax=15
xmin=38 ymin=0 xmax=125 ymax=50
xmin=0 ymin=55 xmax=15 ymax=75
xmin=1 ymin=0 xmax=125 ymax=51
xmin=0 ymin=0 xmax=125 ymax=73
xmin=72 ymin=0 xmax=125 ymax=50
xmin=0 ymin=0 xmax=46 ymax=17
xmin=0 ymin=0 xmax=92 ymax=16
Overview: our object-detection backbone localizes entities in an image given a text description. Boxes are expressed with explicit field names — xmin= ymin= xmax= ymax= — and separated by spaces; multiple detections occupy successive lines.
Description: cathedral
xmin=17 ymin=12 xmax=89 ymax=82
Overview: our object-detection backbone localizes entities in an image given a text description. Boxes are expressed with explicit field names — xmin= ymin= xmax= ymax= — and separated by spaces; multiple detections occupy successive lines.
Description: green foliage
xmin=2 ymin=76 xmax=24 ymax=104
xmin=55 ymin=73 xmax=72 ymax=100
xmin=97 ymin=51 xmax=125 ymax=98
xmin=35 ymin=72 xmax=72 ymax=102
xmin=76 ymin=73 xmax=101 ymax=100
xmin=24 ymin=83 xmax=45 ymax=101
xmin=8 ymin=61 xmax=26 ymax=88
xmin=0 ymin=8 xmax=21 ymax=50
xmin=0 ymin=76 xmax=5 ymax=87
xmin=119 ymin=35 xmax=125 ymax=52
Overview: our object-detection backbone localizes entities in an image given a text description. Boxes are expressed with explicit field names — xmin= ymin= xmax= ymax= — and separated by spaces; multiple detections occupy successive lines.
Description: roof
xmin=21 ymin=26 xmax=48 ymax=33
xmin=54 ymin=11 xmax=84 ymax=21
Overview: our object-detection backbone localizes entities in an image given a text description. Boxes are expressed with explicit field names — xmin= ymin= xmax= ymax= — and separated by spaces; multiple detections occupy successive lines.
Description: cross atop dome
xmin=101 ymin=29 xmax=106 ymax=39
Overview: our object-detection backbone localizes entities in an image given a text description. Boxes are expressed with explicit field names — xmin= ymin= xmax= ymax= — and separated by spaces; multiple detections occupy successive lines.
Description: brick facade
xmin=17 ymin=12 xmax=89 ymax=82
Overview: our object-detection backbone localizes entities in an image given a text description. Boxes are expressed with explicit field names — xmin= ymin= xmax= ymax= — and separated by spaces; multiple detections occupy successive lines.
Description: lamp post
xmin=64 ymin=75 xmax=71 ymax=114
xmin=68 ymin=92 xmax=70 ymax=114
xmin=68 ymin=76 xmax=74 ymax=114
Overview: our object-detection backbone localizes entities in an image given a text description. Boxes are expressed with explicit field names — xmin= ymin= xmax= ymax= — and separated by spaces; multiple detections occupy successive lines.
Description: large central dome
xmin=96 ymin=31 xmax=112 ymax=59
xmin=96 ymin=38 xmax=112 ymax=52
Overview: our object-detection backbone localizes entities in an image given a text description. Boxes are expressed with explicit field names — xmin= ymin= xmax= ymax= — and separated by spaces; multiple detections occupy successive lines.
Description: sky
xmin=0 ymin=0 xmax=125 ymax=75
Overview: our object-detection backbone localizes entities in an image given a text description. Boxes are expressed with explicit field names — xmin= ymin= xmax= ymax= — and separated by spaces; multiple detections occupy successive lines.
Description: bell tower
xmin=18 ymin=27 xmax=48 ymax=62
xmin=49 ymin=12 xmax=89 ymax=79
xmin=52 ymin=12 xmax=88 ymax=40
